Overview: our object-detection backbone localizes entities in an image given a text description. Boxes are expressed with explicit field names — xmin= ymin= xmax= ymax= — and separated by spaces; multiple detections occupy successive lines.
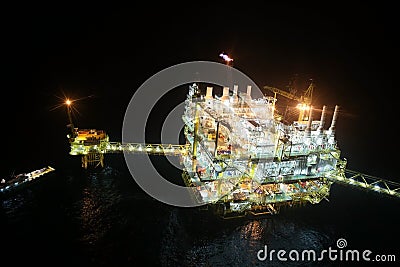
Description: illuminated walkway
xmin=105 ymin=142 xmax=189 ymax=156
xmin=326 ymin=169 xmax=400 ymax=198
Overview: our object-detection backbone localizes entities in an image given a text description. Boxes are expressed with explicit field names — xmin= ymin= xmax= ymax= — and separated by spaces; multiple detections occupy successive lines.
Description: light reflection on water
xmin=1 ymin=162 xmax=399 ymax=267
xmin=160 ymin=208 xmax=334 ymax=267
xmin=76 ymin=167 xmax=123 ymax=245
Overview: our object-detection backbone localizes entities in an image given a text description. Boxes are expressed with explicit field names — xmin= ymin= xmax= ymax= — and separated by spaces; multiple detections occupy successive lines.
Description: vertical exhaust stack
xmin=329 ymin=105 xmax=339 ymax=133
xmin=245 ymin=85 xmax=252 ymax=101
xmin=305 ymin=106 xmax=313 ymax=136
xmin=221 ymin=86 xmax=230 ymax=102
xmin=232 ymin=84 xmax=239 ymax=103
xmin=205 ymin=87 xmax=214 ymax=100
xmin=318 ymin=105 xmax=327 ymax=134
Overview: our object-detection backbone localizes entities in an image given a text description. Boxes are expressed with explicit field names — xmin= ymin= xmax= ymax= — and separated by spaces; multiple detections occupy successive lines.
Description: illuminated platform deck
xmin=65 ymin=80 xmax=400 ymax=218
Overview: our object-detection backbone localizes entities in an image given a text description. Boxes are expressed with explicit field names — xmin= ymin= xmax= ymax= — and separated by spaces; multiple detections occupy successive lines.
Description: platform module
xmin=179 ymin=83 xmax=348 ymax=217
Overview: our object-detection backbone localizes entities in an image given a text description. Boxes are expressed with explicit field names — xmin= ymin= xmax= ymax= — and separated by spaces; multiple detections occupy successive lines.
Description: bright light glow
xmin=65 ymin=99 xmax=72 ymax=105
xmin=219 ymin=52 xmax=233 ymax=62
xmin=296 ymin=103 xmax=310 ymax=111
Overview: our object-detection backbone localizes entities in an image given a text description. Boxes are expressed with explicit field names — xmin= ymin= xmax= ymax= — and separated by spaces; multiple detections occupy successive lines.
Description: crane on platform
xmin=264 ymin=78 xmax=315 ymax=122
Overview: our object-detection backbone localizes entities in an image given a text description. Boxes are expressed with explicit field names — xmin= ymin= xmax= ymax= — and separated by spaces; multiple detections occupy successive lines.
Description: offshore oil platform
xmin=64 ymin=63 xmax=400 ymax=219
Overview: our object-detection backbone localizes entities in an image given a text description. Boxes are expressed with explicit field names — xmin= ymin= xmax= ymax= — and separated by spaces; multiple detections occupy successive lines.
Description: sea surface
xmin=1 ymin=154 xmax=399 ymax=267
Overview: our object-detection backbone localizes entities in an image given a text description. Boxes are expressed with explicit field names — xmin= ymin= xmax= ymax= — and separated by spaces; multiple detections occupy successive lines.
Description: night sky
xmin=2 ymin=3 xmax=398 ymax=181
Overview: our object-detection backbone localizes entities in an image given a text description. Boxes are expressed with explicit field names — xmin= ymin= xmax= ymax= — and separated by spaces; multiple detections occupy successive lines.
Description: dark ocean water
xmin=1 ymin=154 xmax=399 ymax=267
